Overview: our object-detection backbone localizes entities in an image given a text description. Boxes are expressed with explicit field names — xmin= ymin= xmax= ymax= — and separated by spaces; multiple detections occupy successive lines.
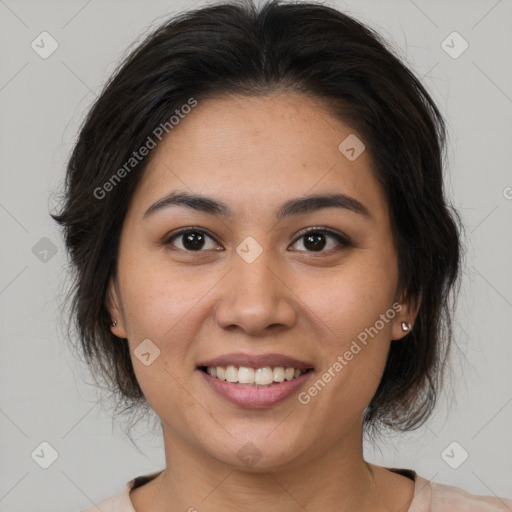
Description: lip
xmin=199 ymin=368 xmax=313 ymax=408
xmin=197 ymin=352 xmax=314 ymax=371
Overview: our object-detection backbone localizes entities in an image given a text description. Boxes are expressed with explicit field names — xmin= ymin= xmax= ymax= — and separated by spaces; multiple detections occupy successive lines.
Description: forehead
xmin=129 ymin=92 xmax=388 ymax=222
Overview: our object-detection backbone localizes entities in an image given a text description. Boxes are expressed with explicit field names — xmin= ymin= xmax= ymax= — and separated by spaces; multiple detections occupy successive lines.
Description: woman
xmin=52 ymin=0 xmax=512 ymax=510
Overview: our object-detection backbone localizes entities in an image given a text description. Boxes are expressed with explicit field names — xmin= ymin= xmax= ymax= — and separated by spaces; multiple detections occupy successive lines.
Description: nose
xmin=213 ymin=248 xmax=298 ymax=336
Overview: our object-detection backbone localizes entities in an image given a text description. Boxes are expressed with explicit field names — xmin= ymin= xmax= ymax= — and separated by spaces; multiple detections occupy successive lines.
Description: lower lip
xmin=198 ymin=369 xmax=313 ymax=408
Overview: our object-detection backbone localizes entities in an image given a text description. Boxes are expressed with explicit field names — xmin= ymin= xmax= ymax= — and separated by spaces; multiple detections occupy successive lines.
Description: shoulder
xmin=79 ymin=471 xmax=163 ymax=512
xmin=80 ymin=480 xmax=136 ymax=512
xmin=414 ymin=474 xmax=512 ymax=512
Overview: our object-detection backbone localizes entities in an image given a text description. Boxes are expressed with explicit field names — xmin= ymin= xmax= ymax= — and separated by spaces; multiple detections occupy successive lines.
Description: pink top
xmin=81 ymin=468 xmax=512 ymax=511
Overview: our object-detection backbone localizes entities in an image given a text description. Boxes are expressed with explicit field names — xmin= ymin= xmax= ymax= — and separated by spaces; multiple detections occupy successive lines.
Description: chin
xmin=202 ymin=432 xmax=309 ymax=472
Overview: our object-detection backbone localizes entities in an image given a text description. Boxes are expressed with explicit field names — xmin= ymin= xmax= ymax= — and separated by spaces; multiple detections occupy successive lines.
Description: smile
xmin=198 ymin=367 xmax=314 ymax=408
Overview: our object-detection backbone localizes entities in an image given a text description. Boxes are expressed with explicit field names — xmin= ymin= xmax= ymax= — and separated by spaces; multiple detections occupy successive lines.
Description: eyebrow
xmin=143 ymin=190 xmax=371 ymax=221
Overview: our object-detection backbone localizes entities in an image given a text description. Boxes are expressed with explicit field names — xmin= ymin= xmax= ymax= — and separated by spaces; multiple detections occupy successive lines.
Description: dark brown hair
xmin=52 ymin=0 xmax=462 ymax=434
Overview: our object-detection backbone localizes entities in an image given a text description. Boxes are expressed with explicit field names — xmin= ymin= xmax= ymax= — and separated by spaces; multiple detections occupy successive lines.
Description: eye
xmin=164 ymin=226 xmax=351 ymax=254
xmin=164 ymin=228 xmax=221 ymax=252
xmin=289 ymin=227 xmax=351 ymax=253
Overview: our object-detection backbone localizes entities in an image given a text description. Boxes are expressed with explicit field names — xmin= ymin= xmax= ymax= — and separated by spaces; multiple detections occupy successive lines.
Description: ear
xmin=106 ymin=276 xmax=128 ymax=339
xmin=391 ymin=292 xmax=421 ymax=341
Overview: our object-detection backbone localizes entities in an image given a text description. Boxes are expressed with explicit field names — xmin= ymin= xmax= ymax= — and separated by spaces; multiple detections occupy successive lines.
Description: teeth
xmin=225 ymin=365 xmax=238 ymax=383
xmin=255 ymin=367 xmax=273 ymax=385
xmin=273 ymin=367 xmax=285 ymax=382
xmin=204 ymin=365 xmax=309 ymax=384
xmin=238 ymin=366 xmax=255 ymax=384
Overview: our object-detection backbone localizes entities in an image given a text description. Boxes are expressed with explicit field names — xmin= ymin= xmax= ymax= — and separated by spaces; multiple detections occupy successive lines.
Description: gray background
xmin=1 ymin=0 xmax=511 ymax=510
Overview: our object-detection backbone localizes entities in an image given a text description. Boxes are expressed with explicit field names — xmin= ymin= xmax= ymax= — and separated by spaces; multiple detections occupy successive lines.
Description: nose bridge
xmin=214 ymin=239 xmax=297 ymax=334
xmin=235 ymin=242 xmax=279 ymax=296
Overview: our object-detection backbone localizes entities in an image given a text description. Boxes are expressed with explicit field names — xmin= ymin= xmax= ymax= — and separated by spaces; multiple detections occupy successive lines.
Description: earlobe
xmin=391 ymin=312 xmax=413 ymax=341
xmin=106 ymin=276 xmax=128 ymax=338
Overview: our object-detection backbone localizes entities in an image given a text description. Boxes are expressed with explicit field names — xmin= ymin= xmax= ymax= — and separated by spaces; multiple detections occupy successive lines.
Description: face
xmin=107 ymin=92 xmax=416 ymax=471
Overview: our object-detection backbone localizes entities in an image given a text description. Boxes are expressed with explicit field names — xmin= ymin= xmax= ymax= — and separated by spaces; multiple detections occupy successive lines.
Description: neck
xmin=133 ymin=419 xmax=395 ymax=512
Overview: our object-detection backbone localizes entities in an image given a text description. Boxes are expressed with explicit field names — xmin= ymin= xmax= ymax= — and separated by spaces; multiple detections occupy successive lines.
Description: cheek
xmin=117 ymin=254 xmax=218 ymax=402
xmin=118 ymin=252 xmax=213 ymax=341
xmin=305 ymin=255 xmax=397 ymax=346
xmin=118 ymin=264 xmax=199 ymax=420
xmin=297 ymin=251 xmax=397 ymax=411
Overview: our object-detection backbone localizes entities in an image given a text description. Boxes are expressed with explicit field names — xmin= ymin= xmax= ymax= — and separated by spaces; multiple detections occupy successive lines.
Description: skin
xmin=107 ymin=91 xmax=420 ymax=512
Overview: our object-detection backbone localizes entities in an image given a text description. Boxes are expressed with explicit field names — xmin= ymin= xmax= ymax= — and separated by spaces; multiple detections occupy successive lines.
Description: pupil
xmin=304 ymin=233 xmax=326 ymax=251
xmin=184 ymin=231 xmax=204 ymax=250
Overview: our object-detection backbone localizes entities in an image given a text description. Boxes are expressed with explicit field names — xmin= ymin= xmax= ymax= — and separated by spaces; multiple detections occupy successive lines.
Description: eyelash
xmin=163 ymin=226 xmax=352 ymax=254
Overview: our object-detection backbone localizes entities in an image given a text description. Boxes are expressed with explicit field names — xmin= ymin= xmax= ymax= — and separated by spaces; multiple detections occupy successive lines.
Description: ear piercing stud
xmin=111 ymin=320 xmax=117 ymax=327
xmin=401 ymin=321 xmax=411 ymax=332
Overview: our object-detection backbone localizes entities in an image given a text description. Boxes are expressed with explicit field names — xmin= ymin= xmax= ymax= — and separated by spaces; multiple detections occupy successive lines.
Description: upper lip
xmin=197 ymin=352 xmax=314 ymax=370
